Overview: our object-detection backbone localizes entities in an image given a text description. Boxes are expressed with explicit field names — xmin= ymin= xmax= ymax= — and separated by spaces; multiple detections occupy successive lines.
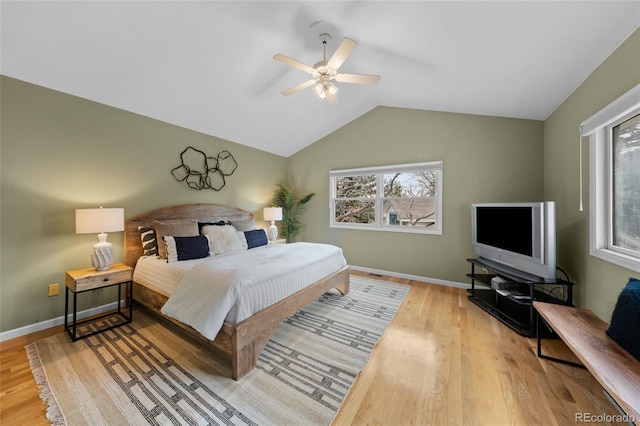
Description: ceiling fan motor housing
xmin=313 ymin=61 xmax=337 ymax=81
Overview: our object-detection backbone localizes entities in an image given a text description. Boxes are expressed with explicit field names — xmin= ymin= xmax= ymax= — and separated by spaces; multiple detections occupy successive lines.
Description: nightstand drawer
xmin=66 ymin=264 xmax=132 ymax=292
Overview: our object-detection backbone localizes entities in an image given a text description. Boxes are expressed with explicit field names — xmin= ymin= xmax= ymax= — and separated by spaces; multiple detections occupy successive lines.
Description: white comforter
xmin=160 ymin=242 xmax=346 ymax=340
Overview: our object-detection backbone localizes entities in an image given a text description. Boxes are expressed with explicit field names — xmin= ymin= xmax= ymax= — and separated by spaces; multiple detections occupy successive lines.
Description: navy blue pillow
xmin=606 ymin=277 xmax=640 ymax=361
xmin=171 ymin=235 xmax=210 ymax=261
xmin=244 ymin=229 xmax=268 ymax=249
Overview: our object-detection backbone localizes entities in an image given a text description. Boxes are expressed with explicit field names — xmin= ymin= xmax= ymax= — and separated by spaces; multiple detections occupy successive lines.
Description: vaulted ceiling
xmin=2 ymin=1 xmax=639 ymax=157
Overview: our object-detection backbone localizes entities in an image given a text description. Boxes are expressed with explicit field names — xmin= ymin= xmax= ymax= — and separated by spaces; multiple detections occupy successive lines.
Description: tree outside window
xmin=330 ymin=162 xmax=442 ymax=235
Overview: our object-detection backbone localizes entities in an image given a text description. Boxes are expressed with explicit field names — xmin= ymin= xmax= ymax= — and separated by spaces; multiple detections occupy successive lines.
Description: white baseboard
xmin=0 ymin=300 xmax=124 ymax=343
xmin=349 ymin=265 xmax=471 ymax=289
xmin=1 ymin=267 xmax=468 ymax=342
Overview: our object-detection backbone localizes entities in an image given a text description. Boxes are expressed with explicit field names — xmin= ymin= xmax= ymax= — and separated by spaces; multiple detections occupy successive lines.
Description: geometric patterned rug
xmin=26 ymin=276 xmax=409 ymax=425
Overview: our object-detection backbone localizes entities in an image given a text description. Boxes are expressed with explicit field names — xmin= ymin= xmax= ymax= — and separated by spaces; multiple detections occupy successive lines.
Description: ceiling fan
xmin=273 ymin=33 xmax=381 ymax=104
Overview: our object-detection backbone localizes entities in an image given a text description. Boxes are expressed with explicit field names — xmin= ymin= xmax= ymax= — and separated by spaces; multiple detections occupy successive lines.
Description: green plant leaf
xmin=270 ymin=183 xmax=315 ymax=243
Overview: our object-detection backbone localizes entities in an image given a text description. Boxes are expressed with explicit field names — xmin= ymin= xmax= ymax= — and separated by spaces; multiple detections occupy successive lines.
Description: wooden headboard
xmin=124 ymin=203 xmax=254 ymax=268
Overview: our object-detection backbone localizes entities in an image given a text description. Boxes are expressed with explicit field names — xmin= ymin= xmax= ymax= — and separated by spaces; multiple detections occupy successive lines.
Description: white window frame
xmin=582 ymin=83 xmax=640 ymax=273
xmin=329 ymin=161 xmax=443 ymax=235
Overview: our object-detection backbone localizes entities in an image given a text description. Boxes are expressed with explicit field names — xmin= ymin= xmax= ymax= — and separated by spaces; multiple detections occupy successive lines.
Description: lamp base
xmin=267 ymin=222 xmax=278 ymax=241
xmin=91 ymin=233 xmax=114 ymax=271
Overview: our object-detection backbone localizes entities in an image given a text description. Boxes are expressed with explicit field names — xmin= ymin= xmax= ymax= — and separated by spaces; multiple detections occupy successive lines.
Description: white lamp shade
xmin=263 ymin=207 xmax=283 ymax=221
xmin=75 ymin=207 xmax=124 ymax=270
xmin=75 ymin=208 xmax=124 ymax=234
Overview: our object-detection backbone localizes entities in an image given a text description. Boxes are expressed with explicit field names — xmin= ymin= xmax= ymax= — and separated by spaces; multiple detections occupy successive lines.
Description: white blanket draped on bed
xmin=160 ymin=242 xmax=346 ymax=340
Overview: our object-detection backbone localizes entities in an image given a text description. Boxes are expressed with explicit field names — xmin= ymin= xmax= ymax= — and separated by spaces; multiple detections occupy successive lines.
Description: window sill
xmin=330 ymin=223 xmax=442 ymax=235
xmin=590 ymin=247 xmax=640 ymax=273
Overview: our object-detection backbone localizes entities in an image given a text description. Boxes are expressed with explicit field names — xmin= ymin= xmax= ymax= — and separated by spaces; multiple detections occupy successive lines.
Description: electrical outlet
xmin=48 ymin=283 xmax=59 ymax=297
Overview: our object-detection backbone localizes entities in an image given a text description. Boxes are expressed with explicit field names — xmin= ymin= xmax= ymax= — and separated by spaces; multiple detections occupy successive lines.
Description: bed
xmin=124 ymin=203 xmax=350 ymax=380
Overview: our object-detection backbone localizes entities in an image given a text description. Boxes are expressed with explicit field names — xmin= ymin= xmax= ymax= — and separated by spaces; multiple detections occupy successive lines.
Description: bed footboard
xmin=133 ymin=266 xmax=350 ymax=380
xmin=231 ymin=266 xmax=350 ymax=379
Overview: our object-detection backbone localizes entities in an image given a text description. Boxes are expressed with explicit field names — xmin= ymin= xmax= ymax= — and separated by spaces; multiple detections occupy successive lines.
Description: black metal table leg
xmin=536 ymin=310 xmax=585 ymax=369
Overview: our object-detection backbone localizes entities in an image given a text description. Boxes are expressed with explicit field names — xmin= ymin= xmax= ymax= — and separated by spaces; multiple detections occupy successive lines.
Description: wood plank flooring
xmin=0 ymin=272 xmax=621 ymax=425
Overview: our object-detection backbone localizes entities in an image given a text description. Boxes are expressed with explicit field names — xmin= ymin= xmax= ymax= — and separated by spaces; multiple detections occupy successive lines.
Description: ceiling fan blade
xmin=281 ymin=79 xmax=316 ymax=96
xmin=335 ymin=73 xmax=381 ymax=85
xmin=273 ymin=54 xmax=316 ymax=75
xmin=327 ymin=37 xmax=358 ymax=70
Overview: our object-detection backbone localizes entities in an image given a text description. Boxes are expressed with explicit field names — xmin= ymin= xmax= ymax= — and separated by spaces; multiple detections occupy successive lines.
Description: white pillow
xmin=201 ymin=224 xmax=246 ymax=255
xmin=229 ymin=218 xmax=255 ymax=232
xmin=237 ymin=231 xmax=248 ymax=251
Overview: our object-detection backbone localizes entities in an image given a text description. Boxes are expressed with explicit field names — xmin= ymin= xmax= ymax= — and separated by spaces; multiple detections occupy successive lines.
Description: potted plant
xmin=270 ymin=183 xmax=315 ymax=243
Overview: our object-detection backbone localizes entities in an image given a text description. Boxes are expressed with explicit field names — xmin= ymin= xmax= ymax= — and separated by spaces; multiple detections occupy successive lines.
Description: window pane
xmin=612 ymin=113 xmax=640 ymax=254
xmin=382 ymin=198 xmax=436 ymax=227
xmin=383 ymin=172 xmax=436 ymax=197
xmin=334 ymin=199 xmax=375 ymax=224
xmin=336 ymin=175 xmax=376 ymax=198
xmin=330 ymin=161 xmax=442 ymax=234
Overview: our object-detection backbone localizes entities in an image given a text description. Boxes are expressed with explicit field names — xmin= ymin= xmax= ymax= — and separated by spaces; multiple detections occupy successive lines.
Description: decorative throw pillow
xmin=163 ymin=235 xmax=210 ymax=263
xmin=606 ymin=277 xmax=640 ymax=361
xmin=229 ymin=218 xmax=255 ymax=232
xmin=237 ymin=231 xmax=248 ymax=251
xmin=198 ymin=220 xmax=227 ymax=230
xmin=244 ymin=229 xmax=268 ymax=249
xmin=153 ymin=219 xmax=199 ymax=258
xmin=201 ymin=224 xmax=244 ymax=255
xmin=138 ymin=226 xmax=158 ymax=256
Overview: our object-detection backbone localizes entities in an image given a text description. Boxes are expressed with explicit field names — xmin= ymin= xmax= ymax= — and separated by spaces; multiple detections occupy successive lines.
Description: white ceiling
xmin=2 ymin=1 xmax=639 ymax=157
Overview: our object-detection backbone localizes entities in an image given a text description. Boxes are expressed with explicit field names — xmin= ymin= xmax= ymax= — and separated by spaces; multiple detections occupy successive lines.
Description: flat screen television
xmin=471 ymin=202 xmax=556 ymax=281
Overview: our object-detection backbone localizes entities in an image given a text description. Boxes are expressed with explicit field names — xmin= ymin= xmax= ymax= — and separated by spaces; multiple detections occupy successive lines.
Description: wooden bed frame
xmin=124 ymin=203 xmax=350 ymax=380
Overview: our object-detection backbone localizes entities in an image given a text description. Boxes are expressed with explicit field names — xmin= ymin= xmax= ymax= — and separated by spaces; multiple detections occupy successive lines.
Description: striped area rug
xmin=26 ymin=275 xmax=409 ymax=425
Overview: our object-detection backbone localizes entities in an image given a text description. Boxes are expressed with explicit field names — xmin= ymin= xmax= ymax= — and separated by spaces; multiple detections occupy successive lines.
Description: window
xmin=612 ymin=114 xmax=640 ymax=256
xmin=330 ymin=161 xmax=443 ymax=234
xmin=582 ymin=83 xmax=640 ymax=272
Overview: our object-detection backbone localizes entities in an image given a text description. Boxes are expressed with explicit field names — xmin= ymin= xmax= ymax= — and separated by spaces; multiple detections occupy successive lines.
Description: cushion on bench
xmin=606 ymin=277 xmax=640 ymax=361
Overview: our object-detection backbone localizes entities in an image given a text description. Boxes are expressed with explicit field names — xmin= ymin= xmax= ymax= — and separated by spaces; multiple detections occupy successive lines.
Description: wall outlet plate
xmin=48 ymin=283 xmax=59 ymax=297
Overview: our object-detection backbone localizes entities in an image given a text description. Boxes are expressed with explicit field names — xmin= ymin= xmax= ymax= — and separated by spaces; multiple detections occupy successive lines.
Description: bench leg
xmin=603 ymin=389 xmax=635 ymax=426
xmin=536 ymin=312 xmax=586 ymax=369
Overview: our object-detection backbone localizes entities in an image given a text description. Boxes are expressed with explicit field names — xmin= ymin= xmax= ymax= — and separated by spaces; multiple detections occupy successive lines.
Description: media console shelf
xmin=466 ymin=258 xmax=573 ymax=337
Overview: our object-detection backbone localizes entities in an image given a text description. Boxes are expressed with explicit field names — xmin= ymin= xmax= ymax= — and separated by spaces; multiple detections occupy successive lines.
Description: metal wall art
xmin=171 ymin=146 xmax=238 ymax=191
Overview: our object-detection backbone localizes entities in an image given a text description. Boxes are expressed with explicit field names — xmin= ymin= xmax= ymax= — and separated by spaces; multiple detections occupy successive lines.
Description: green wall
xmin=0 ymin=76 xmax=287 ymax=332
xmin=288 ymin=107 xmax=544 ymax=284
xmin=2 ymin=27 xmax=637 ymax=334
xmin=544 ymin=28 xmax=640 ymax=320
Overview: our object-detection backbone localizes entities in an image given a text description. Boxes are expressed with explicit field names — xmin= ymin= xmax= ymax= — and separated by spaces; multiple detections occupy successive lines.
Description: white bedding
xmin=133 ymin=242 xmax=347 ymax=340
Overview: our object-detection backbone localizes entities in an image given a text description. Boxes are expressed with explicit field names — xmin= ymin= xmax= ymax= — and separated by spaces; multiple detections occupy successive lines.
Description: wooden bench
xmin=534 ymin=301 xmax=640 ymax=423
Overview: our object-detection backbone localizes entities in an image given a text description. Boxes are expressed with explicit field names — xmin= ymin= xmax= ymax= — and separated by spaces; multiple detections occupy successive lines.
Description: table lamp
xmin=263 ymin=207 xmax=283 ymax=241
xmin=76 ymin=207 xmax=124 ymax=270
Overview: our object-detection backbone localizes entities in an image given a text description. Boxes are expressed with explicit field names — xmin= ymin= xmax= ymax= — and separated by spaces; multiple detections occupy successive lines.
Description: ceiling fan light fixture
xmin=326 ymin=81 xmax=338 ymax=97
xmin=274 ymin=32 xmax=379 ymax=102
xmin=313 ymin=81 xmax=339 ymax=101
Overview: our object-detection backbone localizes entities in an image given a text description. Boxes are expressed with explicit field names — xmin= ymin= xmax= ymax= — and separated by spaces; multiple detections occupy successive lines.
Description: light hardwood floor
xmin=1 ymin=272 xmax=620 ymax=425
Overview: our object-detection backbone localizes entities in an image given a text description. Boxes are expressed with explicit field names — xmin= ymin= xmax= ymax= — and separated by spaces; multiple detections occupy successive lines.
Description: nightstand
xmin=65 ymin=263 xmax=133 ymax=341
xmin=269 ymin=238 xmax=286 ymax=245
